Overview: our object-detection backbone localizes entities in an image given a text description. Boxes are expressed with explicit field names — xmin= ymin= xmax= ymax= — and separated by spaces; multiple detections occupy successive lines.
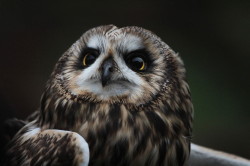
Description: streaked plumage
xmin=3 ymin=25 xmax=193 ymax=166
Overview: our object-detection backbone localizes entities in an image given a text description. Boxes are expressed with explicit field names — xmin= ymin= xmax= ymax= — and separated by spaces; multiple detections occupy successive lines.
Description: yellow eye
xmin=125 ymin=50 xmax=149 ymax=72
xmin=81 ymin=48 xmax=99 ymax=67
xmin=82 ymin=53 xmax=97 ymax=67
xmin=130 ymin=56 xmax=146 ymax=71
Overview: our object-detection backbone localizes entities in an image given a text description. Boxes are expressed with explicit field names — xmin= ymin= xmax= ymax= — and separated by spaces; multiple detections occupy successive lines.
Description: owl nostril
xmin=102 ymin=62 xmax=113 ymax=74
xmin=108 ymin=66 xmax=114 ymax=72
xmin=101 ymin=59 xmax=114 ymax=87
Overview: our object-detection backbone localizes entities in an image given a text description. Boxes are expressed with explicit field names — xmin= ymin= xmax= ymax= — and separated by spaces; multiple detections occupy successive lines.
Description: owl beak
xmin=101 ymin=59 xmax=114 ymax=87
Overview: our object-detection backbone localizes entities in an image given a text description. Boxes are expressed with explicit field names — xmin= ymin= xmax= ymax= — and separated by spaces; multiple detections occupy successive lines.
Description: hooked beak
xmin=101 ymin=59 xmax=114 ymax=87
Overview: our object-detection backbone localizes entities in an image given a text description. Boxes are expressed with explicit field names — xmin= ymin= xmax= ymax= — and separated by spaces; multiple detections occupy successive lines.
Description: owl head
xmin=49 ymin=25 xmax=188 ymax=107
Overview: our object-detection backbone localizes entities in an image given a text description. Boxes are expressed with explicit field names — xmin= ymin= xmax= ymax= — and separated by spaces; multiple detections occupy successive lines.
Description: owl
xmin=3 ymin=25 xmax=193 ymax=166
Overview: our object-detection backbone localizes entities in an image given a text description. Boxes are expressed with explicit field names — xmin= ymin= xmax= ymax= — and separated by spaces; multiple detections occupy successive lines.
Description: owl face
xmin=54 ymin=25 xmax=170 ymax=105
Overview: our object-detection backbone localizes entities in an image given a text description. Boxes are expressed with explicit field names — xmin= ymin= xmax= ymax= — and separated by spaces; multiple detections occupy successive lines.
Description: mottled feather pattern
xmin=3 ymin=25 xmax=193 ymax=166
xmin=38 ymin=90 xmax=192 ymax=166
xmin=4 ymin=124 xmax=89 ymax=166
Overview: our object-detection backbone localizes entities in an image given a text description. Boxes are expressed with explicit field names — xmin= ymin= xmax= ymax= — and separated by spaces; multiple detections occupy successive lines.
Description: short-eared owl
xmin=3 ymin=25 xmax=193 ymax=166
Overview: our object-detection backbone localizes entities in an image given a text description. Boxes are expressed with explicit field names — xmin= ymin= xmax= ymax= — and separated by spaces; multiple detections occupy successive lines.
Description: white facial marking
xmin=120 ymin=35 xmax=144 ymax=52
xmin=87 ymin=35 xmax=101 ymax=48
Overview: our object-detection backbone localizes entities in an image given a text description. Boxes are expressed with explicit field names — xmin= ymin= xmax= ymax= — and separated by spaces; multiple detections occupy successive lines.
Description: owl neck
xmin=38 ymin=89 xmax=141 ymax=130
xmin=37 ymin=83 xmax=192 ymax=134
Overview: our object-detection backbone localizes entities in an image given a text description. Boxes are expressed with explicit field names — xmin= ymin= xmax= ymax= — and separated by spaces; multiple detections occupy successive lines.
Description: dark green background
xmin=0 ymin=0 xmax=249 ymax=158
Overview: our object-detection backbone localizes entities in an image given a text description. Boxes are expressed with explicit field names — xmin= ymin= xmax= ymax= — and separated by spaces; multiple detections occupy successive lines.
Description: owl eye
xmin=82 ymin=48 xmax=99 ymax=67
xmin=83 ymin=53 xmax=96 ymax=66
xmin=126 ymin=51 xmax=148 ymax=71
xmin=130 ymin=57 xmax=146 ymax=71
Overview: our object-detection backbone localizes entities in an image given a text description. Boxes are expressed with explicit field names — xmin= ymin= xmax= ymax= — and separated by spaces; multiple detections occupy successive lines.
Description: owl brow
xmin=80 ymin=47 xmax=100 ymax=55
xmin=124 ymin=48 xmax=151 ymax=59
xmin=86 ymin=35 xmax=106 ymax=53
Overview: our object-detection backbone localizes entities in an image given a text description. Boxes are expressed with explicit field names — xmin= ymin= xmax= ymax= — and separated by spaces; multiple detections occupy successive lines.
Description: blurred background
xmin=0 ymin=0 xmax=249 ymax=159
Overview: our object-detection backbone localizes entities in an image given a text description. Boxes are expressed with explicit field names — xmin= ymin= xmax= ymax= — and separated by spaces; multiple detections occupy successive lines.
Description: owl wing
xmin=3 ymin=125 xmax=89 ymax=166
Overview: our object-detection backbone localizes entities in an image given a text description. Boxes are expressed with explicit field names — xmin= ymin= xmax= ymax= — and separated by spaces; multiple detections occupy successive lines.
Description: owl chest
xmin=76 ymin=109 xmax=175 ymax=166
